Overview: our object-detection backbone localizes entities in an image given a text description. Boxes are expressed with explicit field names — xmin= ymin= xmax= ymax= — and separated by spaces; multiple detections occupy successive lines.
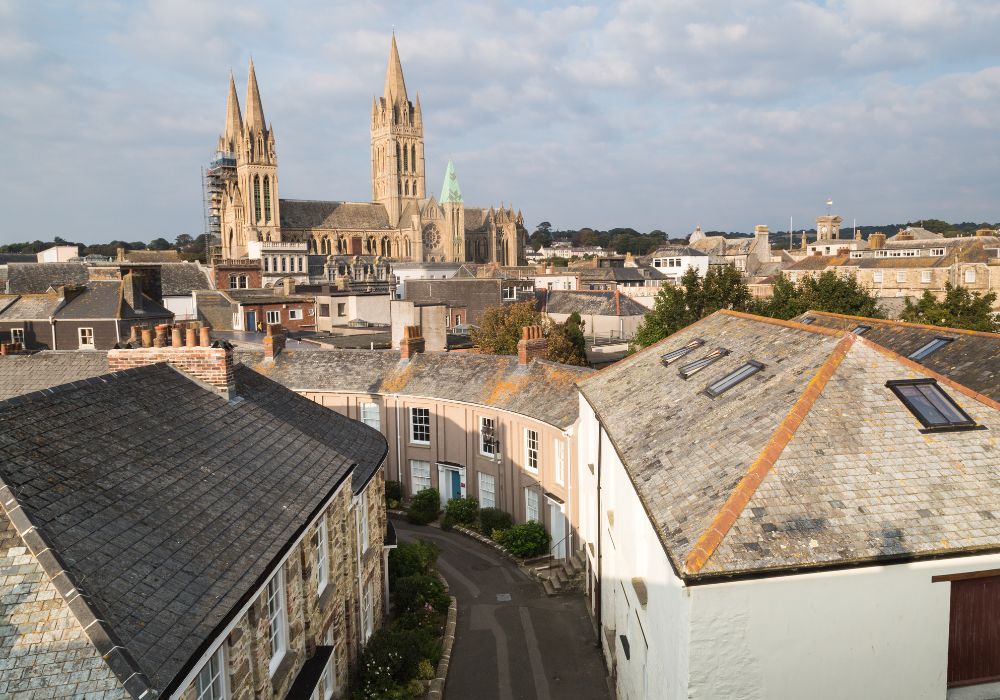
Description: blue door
xmin=245 ymin=311 xmax=256 ymax=332
xmin=450 ymin=470 xmax=462 ymax=500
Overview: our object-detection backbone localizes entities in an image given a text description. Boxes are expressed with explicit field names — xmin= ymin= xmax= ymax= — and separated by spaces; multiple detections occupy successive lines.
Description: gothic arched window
xmin=398 ymin=180 xmax=402 ymax=196
xmin=404 ymin=181 xmax=409 ymax=196
xmin=411 ymin=144 xmax=416 ymax=173
xmin=402 ymin=143 xmax=408 ymax=172
xmin=253 ymin=176 xmax=262 ymax=223
xmin=263 ymin=176 xmax=272 ymax=223
xmin=396 ymin=143 xmax=401 ymax=167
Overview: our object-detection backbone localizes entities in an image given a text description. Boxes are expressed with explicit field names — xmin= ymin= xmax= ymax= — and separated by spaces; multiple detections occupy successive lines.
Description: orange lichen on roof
xmin=381 ymin=360 xmax=416 ymax=394
xmin=683 ymin=333 xmax=856 ymax=575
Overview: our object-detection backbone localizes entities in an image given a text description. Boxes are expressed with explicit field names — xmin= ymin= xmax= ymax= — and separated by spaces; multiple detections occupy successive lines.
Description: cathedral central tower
xmin=371 ymin=35 xmax=425 ymax=227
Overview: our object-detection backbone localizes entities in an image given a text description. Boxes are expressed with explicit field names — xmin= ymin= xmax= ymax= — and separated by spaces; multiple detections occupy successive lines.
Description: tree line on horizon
xmin=0 ymin=234 xmax=211 ymax=262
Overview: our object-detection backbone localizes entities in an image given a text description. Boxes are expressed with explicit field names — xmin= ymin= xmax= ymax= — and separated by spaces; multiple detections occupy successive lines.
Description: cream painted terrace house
xmin=576 ymin=310 xmax=1000 ymax=700
xmin=0 ymin=339 xmax=389 ymax=698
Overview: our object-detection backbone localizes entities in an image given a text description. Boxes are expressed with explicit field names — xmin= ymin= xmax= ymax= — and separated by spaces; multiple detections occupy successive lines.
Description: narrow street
xmin=393 ymin=520 xmax=610 ymax=700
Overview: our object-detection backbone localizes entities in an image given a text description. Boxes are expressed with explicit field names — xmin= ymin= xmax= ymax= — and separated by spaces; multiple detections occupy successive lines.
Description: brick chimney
xmin=517 ymin=325 xmax=547 ymax=365
xmin=263 ymin=323 xmax=286 ymax=361
xmin=400 ymin=325 xmax=425 ymax=361
xmin=869 ymin=232 xmax=886 ymax=250
xmin=976 ymin=228 xmax=994 ymax=237
xmin=108 ymin=326 xmax=236 ymax=399
xmin=122 ymin=272 xmax=143 ymax=311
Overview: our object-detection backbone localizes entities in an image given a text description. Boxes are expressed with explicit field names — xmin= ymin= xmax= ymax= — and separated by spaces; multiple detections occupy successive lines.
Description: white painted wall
xmin=649 ymin=255 xmax=709 ymax=282
xmin=164 ymin=295 xmax=195 ymax=321
xmin=533 ymin=274 xmax=578 ymax=291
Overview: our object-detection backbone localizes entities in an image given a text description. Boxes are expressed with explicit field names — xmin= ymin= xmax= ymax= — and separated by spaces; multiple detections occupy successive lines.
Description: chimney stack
xmin=400 ymin=325 xmax=425 ymax=361
xmin=976 ymin=228 xmax=993 ymax=237
xmin=283 ymin=278 xmax=296 ymax=295
xmin=263 ymin=323 xmax=286 ymax=361
xmin=869 ymin=232 xmax=886 ymax=250
xmin=123 ymin=272 xmax=143 ymax=311
xmin=517 ymin=325 xmax=547 ymax=365
xmin=754 ymin=225 xmax=770 ymax=263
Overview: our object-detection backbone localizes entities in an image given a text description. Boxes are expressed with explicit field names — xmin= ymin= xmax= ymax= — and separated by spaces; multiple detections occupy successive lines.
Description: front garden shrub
xmin=351 ymin=628 xmax=423 ymax=699
xmin=496 ymin=521 xmax=550 ymax=558
xmin=393 ymin=574 xmax=450 ymax=616
xmin=479 ymin=507 xmax=513 ymax=537
xmin=385 ymin=480 xmax=403 ymax=509
xmin=388 ymin=540 xmax=440 ymax=589
xmin=406 ymin=488 xmax=440 ymax=525
xmin=444 ymin=496 xmax=479 ymax=527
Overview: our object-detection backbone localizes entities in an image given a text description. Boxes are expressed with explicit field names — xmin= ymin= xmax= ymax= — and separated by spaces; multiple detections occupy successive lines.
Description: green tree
xmin=148 ymin=237 xmax=172 ymax=250
xmin=901 ymin=283 xmax=999 ymax=332
xmin=546 ymin=312 xmax=588 ymax=366
xmin=471 ymin=301 xmax=543 ymax=355
xmin=753 ymin=271 xmax=884 ymax=320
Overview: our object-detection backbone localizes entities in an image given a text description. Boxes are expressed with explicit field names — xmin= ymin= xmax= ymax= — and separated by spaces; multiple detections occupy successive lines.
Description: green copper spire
xmin=440 ymin=160 xmax=463 ymax=204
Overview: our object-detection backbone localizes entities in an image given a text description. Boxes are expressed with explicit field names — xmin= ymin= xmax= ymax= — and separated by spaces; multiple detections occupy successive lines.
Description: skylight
xmin=886 ymin=379 xmax=979 ymax=431
xmin=800 ymin=317 xmax=815 ymax=325
xmin=908 ymin=336 xmax=954 ymax=362
xmin=705 ymin=361 xmax=765 ymax=398
xmin=852 ymin=325 xmax=872 ymax=335
xmin=678 ymin=348 xmax=730 ymax=379
xmin=660 ymin=338 xmax=705 ymax=366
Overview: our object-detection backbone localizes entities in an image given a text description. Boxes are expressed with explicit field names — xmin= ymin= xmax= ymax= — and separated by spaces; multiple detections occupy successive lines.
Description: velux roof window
xmin=705 ymin=361 xmax=765 ymax=398
xmin=678 ymin=348 xmax=729 ymax=379
xmin=887 ymin=379 xmax=980 ymax=432
xmin=908 ymin=336 xmax=954 ymax=362
xmin=800 ymin=317 xmax=815 ymax=325
xmin=852 ymin=325 xmax=871 ymax=335
xmin=660 ymin=338 xmax=704 ymax=366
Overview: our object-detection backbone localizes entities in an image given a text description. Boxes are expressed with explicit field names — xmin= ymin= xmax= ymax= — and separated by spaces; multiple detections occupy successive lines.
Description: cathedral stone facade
xmin=217 ymin=36 xmax=527 ymax=266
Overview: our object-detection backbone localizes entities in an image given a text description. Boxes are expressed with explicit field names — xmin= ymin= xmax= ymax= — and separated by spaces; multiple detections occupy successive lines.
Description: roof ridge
xmin=684 ymin=333 xmax=856 ymax=576
xmin=719 ymin=309 xmax=843 ymax=337
xmin=804 ymin=310 xmax=1000 ymax=339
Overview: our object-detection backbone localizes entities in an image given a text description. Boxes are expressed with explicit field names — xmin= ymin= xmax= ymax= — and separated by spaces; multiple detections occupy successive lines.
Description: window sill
xmin=409 ymin=442 xmax=430 ymax=448
xmin=269 ymin=649 xmax=288 ymax=679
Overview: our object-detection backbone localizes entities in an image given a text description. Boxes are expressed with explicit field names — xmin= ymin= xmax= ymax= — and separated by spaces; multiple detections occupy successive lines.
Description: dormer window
xmin=908 ymin=336 xmax=954 ymax=362
xmin=679 ymin=348 xmax=729 ymax=379
xmin=887 ymin=379 xmax=979 ymax=432
xmin=660 ymin=338 xmax=705 ymax=366
xmin=705 ymin=361 xmax=765 ymax=398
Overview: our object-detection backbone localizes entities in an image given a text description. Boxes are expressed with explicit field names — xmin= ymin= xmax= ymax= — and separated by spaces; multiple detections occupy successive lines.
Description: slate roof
xmin=784 ymin=254 xmax=850 ymax=271
xmin=57 ymin=280 xmax=172 ymax=321
xmin=0 ymin=362 xmax=387 ymax=696
xmin=544 ymin=290 xmax=647 ymax=316
xmin=578 ymin=310 xmax=1000 ymax=580
xmin=7 ymin=263 xmax=89 ymax=293
xmin=464 ymin=208 xmax=488 ymax=232
xmin=792 ymin=311 xmax=1000 ymax=401
xmin=238 ymin=349 xmax=592 ymax=429
xmin=0 ymin=253 xmax=35 ymax=264
xmin=160 ymin=263 xmax=212 ymax=296
xmin=0 ymin=293 xmax=61 ymax=320
xmin=120 ymin=250 xmax=180 ymax=262
xmin=0 ymin=352 xmax=111 ymax=400
xmin=280 ymin=199 xmax=392 ymax=230
xmin=648 ymin=245 xmax=708 ymax=257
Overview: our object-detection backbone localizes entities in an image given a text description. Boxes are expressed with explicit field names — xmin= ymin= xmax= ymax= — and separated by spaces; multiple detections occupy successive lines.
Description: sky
xmin=3 ymin=0 xmax=1000 ymax=244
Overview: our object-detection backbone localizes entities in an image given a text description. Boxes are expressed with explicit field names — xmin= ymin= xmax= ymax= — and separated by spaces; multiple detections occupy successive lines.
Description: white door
xmin=548 ymin=499 xmax=566 ymax=559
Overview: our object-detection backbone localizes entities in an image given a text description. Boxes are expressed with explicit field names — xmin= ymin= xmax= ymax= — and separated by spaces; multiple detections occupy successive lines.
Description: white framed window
xmin=337 ymin=303 xmax=346 ymax=317
xmin=921 ymin=270 xmax=932 ymax=284
xmin=409 ymin=407 xmax=430 ymax=444
xmin=321 ymin=627 xmax=338 ymax=699
xmin=410 ymin=460 xmax=431 ymax=493
xmin=896 ymin=271 xmax=906 ymax=283
xmin=266 ymin=310 xmax=280 ymax=325
xmin=11 ymin=329 xmax=24 ymax=344
xmin=965 ymin=268 xmax=976 ymax=284
xmin=266 ymin=569 xmax=287 ymax=675
xmin=873 ymin=270 xmax=884 ymax=283
xmin=554 ymin=439 xmax=566 ymax=486
xmin=360 ymin=402 xmax=380 ymax=430
xmin=479 ymin=473 xmax=496 ymax=509
xmin=362 ymin=581 xmax=374 ymax=642
xmin=524 ymin=429 xmax=539 ymax=473
xmin=480 ymin=416 xmax=497 ymax=456
xmin=502 ymin=286 xmax=515 ymax=300
xmin=525 ymin=488 xmax=540 ymax=523
xmin=288 ymin=308 xmax=303 ymax=320
xmin=78 ymin=327 xmax=95 ymax=349
xmin=195 ymin=646 xmax=227 ymax=700
xmin=316 ymin=515 xmax=329 ymax=596
xmin=358 ymin=490 xmax=370 ymax=554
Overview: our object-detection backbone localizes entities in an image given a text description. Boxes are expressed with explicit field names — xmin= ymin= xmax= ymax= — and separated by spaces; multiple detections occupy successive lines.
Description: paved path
xmin=393 ymin=520 xmax=609 ymax=700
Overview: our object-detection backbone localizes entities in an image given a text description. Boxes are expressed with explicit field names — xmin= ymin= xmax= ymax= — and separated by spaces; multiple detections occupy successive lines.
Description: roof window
xmin=678 ymin=348 xmax=729 ymax=379
xmin=705 ymin=360 xmax=765 ymax=398
xmin=908 ymin=336 xmax=954 ymax=362
xmin=800 ymin=317 xmax=815 ymax=325
xmin=852 ymin=325 xmax=871 ymax=335
xmin=887 ymin=379 xmax=979 ymax=432
xmin=660 ymin=338 xmax=705 ymax=366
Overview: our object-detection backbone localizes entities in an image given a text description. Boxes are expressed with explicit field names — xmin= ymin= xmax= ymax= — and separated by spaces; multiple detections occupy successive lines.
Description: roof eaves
xmin=683 ymin=333 xmax=856 ymax=577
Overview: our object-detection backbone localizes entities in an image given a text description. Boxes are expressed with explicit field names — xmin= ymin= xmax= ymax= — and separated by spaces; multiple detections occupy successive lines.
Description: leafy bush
xmin=352 ymin=627 xmax=434 ymax=700
xmin=479 ymin=507 xmax=513 ymax=537
xmin=440 ymin=512 xmax=456 ymax=531
xmin=406 ymin=488 xmax=440 ymax=525
xmin=417 ymin=659 xmax=435 ymax=680
xmin=496 ymin=521 xmax=550 ymax=558
xmin=445 ymin=497 xmax=479 ymax=527
xmin=385 ymin=480 xmax=404 ymax=509
xmin=393 ymin=574 xmax=450 ymax=616
xmin=388 ymin=540 xmax=440 ymax=589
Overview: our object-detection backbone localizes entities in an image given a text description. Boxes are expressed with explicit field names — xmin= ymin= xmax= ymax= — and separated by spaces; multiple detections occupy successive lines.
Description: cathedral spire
xmin=440 ymin=160 xmax=463 ymax=204
xmin=222 ymin=72 xmax=243 ymax=150
xmin=383 ymin=34 xmax=408 ymax=104
xmin=245 ymin=58 xmax=266 ymax=132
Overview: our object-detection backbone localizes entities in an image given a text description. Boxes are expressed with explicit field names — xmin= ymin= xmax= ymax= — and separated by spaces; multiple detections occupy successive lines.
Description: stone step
xmin=542 ymin=579 xmax=557 ymax=596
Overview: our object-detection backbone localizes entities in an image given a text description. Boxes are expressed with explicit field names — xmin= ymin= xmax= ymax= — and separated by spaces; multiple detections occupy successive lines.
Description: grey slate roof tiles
xmin=280 ymin=199 xmax=392 ymax=230
xmin=160 ymin=262 xmax=213 ymax=296
xmin=0 ymin=351 xmax=110 ymax=399
xmin=0 ymin=363 xmax=387 ymax=695
xmin=7 ymin=263 xmax=89 ymax=293
xmin=544 ymin=289 xmax=647 ymax=316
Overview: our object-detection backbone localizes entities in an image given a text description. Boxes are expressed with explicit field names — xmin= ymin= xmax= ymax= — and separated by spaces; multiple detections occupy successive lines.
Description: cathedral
xmin=215 ymin=35 xmax=527 ymax=266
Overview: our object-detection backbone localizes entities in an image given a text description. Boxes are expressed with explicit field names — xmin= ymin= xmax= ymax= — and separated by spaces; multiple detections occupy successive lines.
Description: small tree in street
xmin=901 ymin=283 xmax=998 ymax=332
xmin=546 ymin=312 xmax=588 ymax=366
xmin=471 ymin=301 xmax=543 ymax=355
xmin=752 ymin=271 xmax=884 ymax=320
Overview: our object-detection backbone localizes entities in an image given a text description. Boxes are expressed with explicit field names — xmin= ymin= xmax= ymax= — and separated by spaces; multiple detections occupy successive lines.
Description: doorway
xmin=244 ymin=310 xmax=257 ymax=332
xmin=547 ymin=497 xmax=567 ymax=559
xmin=437 ymin=463 xmax=466 ymax=507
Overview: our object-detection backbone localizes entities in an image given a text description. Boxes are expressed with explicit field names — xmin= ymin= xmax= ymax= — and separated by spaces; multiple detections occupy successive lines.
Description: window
xmin=266 ymin=570 xmax=287 ymax=674
xmin=360 ymin=402 xmax=380 ymax=430
xmin=525 ymin=488 xmax=540 ymax=523
xmin=502 ymin=286 xmax=516 ymax=300
xmin=315 ymin=515 xmax=329 ymax=595
xmin=78 ymin=327 xmax=95 ymax=349
xmin=409 ymin=408 xmax=430 ymax=444
xmin=264 ymin=257 xmax=270 ymax=272
xmin=410 ymin=460 xmax=431 ymax=493
xmin=800 ymin=317 xmax=815 ymax=325
xmin=660 ymin=338 xmax=705 ymax=365
xmin=678 ymin=348 xmax=729 ymax=379
xmin=852 ymin=325 xmax=871 ymax=335
xmin=319 ymin=303 xmax=330 ymax=317
xmin=944 ymin=574 xmax=1000 ymax=687
xmin=896 ymin=271 xmax=906 ymax=283
xmin=266 ymin=310 xmax=280 ymax=325
xmin=921 ymin=270 xmax=932 ymax=284
xmin=871 ymin=270 xmax=883 ymax=283
xmin=229 ymin=274 xmax=239 ymax=289
xmin=965 ymin=268 xmax=977 ymax=284
xmin=196 ymin=647 xmax=227 ymax=700
xmin=525 ymin=429 xmax=539 ymax=473
xmin=321 ymin=628 xmax=338 ymax=699
xmin=362 ymin=581 xmax=374 ymax=642
xmin=908 ymin=336 xmax=953 ymax=361
xmin=358 ymin=490 xmax=370 ymax=553
xmin=480 ymin=417 xmax=497 ymax=456
xmin=705 ymin=360 xmax=765 ymax=398
xmin=554 ymin=439 xmax=566 ymax=486
xmin=931 ymin=248 xmax=945 ymax=256
xmin=288 ymin=309 xmax=303 ymax=320
xmin=337 ymin=303 xmax=346 ymax=317
xmin=887 ymin=379 xmax=978 ymax=431
xmin=253 ymin=175 xmax=262 ymax=223
xmin=479 ymin=473 xmax=496 ymax=508
xmin=281 ymin=257 xmax=287 ymax=273
xmin=454 ymin=314 xmax=463 ymax=326
xmin=10 ymin=329 xmax=24 ymax=344
xmin=263 ymin=176 xmax=272 ymax=223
